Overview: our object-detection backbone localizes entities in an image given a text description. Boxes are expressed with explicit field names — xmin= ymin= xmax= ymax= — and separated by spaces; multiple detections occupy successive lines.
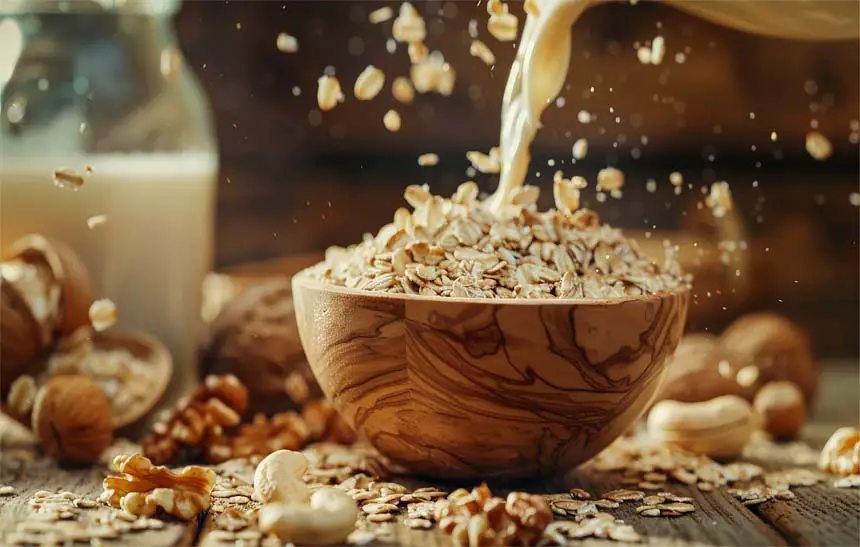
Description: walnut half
xmin=819 ymin=427 xmax=860 ymax=477
xmin=100 ymin=453 xmax=217 ymax=520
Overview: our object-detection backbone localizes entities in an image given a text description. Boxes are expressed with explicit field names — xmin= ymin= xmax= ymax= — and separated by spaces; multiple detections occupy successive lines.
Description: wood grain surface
xmin=293 ymin=276 xmax=690 ymax=479
xmin=2 ymin=363 xmax=858 ymax=546
xmin=0 ymin=455 xmax=196 ymax=546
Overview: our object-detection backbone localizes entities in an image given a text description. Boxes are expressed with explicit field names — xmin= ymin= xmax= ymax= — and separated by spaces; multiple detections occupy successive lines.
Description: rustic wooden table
xmin=2 ymin=364 xmax=858 ymax=546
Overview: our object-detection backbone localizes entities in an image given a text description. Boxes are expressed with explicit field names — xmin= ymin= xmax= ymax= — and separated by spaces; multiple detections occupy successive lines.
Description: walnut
xmin=819 ymin=427 xmax=860 ymax=476
xmin=436 ymin=484 xmax=553 ymax=545
xmin=720 ymin=313 xmax=818 ymax=402
xmin=201 ymin=279 xmax=321 ymax=415
xmin=142 ymin=374 xmax=248 ymax=464
xmin=206 ymin=411 xmax=310 ymax=464
xmin=505 ymin=492 xmax=552 ymax=532
xmin=654 ymin=334 xmax=754 ymax=405
xmin=206 ymin=401 xmax=355 ymax=464
xmin=31 ymin=375 xmax=113 ymax=463
xmin=101 ymin=453 xmax=217 ymax=520
xmin=302 ymin=400 xmax=356 ymax=445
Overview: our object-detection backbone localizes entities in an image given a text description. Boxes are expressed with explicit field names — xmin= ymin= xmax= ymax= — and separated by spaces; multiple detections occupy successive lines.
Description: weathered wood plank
xmin=0 ymin=454 xmax=195 ymax=546
xmin=751 ymin=484 xmax=860 ymax=547
xmin=552 ymin=472 xmax=787 ymax=547
xmin=6 ymin=364 xmax=860 ymax=546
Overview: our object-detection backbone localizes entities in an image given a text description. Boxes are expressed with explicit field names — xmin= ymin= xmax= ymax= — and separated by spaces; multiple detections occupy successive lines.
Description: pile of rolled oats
xmin=5 ymin=489 xmax=167 ymax=546
xmin=309 ymin=182 xmax=689 ymax=299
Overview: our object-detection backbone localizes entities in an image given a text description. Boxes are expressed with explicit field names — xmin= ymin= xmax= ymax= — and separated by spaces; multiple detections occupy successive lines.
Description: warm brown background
xmin=174 ymin=1 xmax=859 ymax=357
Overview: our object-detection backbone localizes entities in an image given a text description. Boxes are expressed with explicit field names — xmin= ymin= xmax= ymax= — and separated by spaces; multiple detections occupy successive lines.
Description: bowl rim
xmin=292 ymin=268 xmax=690 ymax=307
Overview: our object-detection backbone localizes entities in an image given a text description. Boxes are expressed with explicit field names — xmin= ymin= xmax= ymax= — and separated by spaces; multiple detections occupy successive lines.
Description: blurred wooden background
xmin=174 ymin=1 xmax=859 ymax=358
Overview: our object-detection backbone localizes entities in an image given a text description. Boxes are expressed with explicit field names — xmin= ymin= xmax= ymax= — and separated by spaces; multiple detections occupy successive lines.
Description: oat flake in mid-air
xmin=368 ymin=7 xmax=393 ymax=24
xmin=417 ymin=153 xmax=439 ymax=167
xmin=89 ymin=298 xmax=118 ymax=331
xmin=317 ymin=75 xmax=344 ymax=111
xmin=87 ymin=215 xmax=108 ymax=229
xmin=572 ymin=138 xmax=588 ymax=160
xmin=805 ymin=131 xmax=832 ymax=160
xmin=276 ymin=32 xmax=298 ymax=53
xmin=383 ymin=110 xmax=401 ymax=133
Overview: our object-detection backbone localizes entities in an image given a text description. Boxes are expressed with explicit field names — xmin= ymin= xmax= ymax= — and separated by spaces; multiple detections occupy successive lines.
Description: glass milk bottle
xmin=0 ymin=0 xmax=217 ymax=406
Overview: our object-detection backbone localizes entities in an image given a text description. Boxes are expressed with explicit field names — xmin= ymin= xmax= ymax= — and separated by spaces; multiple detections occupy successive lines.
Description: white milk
xmin=0 ymin=151 xmax=217 ymax=399
xmin=490 ymin=0 xmax=860 ymax=213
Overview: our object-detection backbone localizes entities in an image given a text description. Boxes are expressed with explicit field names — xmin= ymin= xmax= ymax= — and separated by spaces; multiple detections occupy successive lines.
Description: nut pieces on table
xmin=819 ymin=427 xmax=860 ymax=476
xmin=647 ymin=395 xmax=758 ymax=461
xmin=142 ymin=374 xmax=249 ymax=464
xmin=253 ymin=449 xmax=311 ymax=504
xmin=143 ymin=374 xmax=356 ymax=465
xmin=252 ymin=449 xmax=358 ymax=545
xmin=435 ymin=484 xmax=553 ymax=545
xmin=101 ymin=453 xmax=217 ymax=520
xmin=205 ymin=399 xmax=355 ymax=463
xmin=206 ymin=410 xmax=310 ymax=464
xmin=259 ymin=488 xmax=359 ymax=545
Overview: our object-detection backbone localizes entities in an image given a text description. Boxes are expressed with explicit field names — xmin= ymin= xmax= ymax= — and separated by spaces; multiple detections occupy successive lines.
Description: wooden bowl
xmin=292 ymin=273 xmax=690 ymax=479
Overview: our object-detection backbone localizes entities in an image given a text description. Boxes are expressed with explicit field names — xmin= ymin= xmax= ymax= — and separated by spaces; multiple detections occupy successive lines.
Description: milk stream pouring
xmin=491 ymin=0 xmax=860 ymax=213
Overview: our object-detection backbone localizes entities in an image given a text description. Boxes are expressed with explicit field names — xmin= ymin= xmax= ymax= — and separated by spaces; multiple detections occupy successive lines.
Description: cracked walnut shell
xmin=5 ymin=234 xmax=93 ymax=338
xmin=32 ymin=375 xmax=113 ymax=463
xmin=0 ymin=278 xmax=42 ymax=399
xmin=101 ymin=453 xmax=217 ymax=520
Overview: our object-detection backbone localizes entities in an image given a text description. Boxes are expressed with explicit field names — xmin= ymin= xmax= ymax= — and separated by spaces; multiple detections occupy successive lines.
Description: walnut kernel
xmin=819 ymin=427 xmax=860 ymax=476
xmin=101 ymin=453 xmax=217 ymax=520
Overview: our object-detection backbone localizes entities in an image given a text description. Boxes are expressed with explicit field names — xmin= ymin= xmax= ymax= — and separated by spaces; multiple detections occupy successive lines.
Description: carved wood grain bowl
xmin=292 ymin=274 xmax=690 ymax=480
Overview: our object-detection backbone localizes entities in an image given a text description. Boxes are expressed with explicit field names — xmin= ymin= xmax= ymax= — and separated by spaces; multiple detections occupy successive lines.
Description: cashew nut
xmin=258 ymin=487 xmax=358 ymax=545
xmin=647 ymin=395 xmax=758 ymax=460
xmin=753 ymin=381 xmax=806 ymax=440
xmin=253 ymin=449 xmax=311 ymax=504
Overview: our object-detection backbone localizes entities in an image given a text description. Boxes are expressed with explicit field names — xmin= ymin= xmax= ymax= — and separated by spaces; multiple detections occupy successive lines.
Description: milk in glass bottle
xmin=0 ymin=0 xmax=218 ymax=403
